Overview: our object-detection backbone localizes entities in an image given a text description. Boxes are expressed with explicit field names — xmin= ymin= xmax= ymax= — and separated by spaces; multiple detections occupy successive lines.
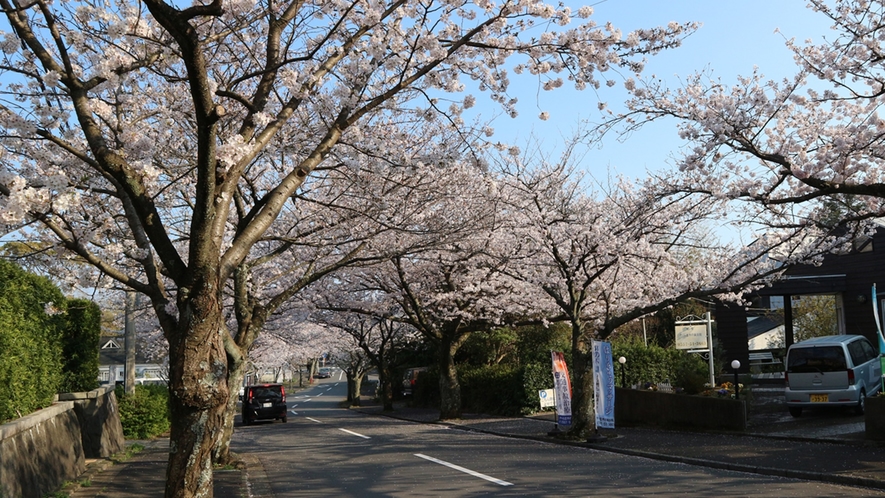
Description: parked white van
xmin=785 ymin=334 xmax=882 ymax=417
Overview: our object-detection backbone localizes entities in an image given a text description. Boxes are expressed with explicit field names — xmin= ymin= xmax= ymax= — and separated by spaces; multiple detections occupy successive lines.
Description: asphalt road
xmin=231 ymin=377 xmax=885 ymax=497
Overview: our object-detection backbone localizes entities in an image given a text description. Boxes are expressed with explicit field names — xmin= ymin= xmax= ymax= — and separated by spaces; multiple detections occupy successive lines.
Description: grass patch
xmin=112 ymin=442 xmax=145 ymax=463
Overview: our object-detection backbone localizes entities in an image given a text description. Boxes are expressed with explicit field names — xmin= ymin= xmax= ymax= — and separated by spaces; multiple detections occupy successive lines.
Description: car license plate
xmin=262 ymin=402 xmax=272 ymax=408
xmin=810 ymin=394 xmax=828 ymax=403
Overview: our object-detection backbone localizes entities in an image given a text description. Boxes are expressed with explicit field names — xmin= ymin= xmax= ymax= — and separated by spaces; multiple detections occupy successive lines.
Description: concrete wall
xmin=62 ymin=386 xmax=126 ymax=458
xmin=0 ymin=386 xmax=124 ymax=498
xmin=616 ymin=387 xmax=747 ymax=432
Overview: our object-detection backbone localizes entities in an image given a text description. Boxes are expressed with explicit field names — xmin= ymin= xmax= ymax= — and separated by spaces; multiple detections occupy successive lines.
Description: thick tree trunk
xmin=569 ymin=333 xmax=596 ymax=438
xmin=438 ymin=338 xmax=461 ymax=420
xmin=379 ymin=365 xmax=394 ymax=412
xmin=164 ymin=283 xmax=229 ymax=497
xmin=349 ymin=373 xmax=363 ymax=406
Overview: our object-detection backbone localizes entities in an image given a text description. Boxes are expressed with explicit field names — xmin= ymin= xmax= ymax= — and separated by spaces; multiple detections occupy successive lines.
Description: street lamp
xmin=731 ymin=359 xmax=741 ymax=400
xmin=618 ymin=356 xmax=627 ymax=388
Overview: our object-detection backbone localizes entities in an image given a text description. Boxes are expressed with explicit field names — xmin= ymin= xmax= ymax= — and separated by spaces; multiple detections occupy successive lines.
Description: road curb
xmin=242 ymin=453 xmax=276 ymax=498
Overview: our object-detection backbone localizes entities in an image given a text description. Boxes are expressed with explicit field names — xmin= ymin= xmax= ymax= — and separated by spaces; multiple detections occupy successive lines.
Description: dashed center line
xmin=414 ymin=454 xmax=513 ymax=486
xmin=339 ymin=428 xmax=370 ymax=439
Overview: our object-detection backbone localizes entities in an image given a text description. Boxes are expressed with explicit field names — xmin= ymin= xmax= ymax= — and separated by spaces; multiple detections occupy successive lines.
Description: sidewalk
xmin=60 ymin=389 xmax=885 ymax=496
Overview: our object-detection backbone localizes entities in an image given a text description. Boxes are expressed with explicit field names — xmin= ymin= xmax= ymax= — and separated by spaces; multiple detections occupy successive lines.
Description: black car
xmin=241 ymin=383 xmax=287 ymax=425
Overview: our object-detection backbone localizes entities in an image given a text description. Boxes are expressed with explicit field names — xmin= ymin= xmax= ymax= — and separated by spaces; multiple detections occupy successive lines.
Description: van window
xmin=787 ymin=346 xmax=847 ymax=372
xmin=848 ymin=338 xmax=877 ymax=366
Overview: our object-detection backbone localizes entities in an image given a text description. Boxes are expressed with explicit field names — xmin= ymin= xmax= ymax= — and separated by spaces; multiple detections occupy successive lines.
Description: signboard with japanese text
xmin=592 ymin=340 xmax=615 ymax=429
xmin=675 ymin=323 xmax=708 ymax=350
xmin=551 ymin=351 xmax=572 ymax=426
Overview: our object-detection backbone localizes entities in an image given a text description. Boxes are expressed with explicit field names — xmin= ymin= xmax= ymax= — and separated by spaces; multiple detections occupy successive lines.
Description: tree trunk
xmin=438 ymin=338 xmax=461 ymax=420
xmin=569 ymin=337 xmax=596 ymax=438
xmin=213 ymin=354 xmax=245 ymax=466
xmin=379 ymin=364 xmax=394 ymax=412
xmin=349 ymin=373 xmax=363 ymax=406
xmin=346 ymin=374 xmax=355 ymax=402
xmin=164 ymin=291 xmax=228 ymax=498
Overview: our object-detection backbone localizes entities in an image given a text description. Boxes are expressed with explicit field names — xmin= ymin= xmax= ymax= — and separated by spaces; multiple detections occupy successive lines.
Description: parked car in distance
xmin=785 ymin=334 xmax=882 ymax=417
xmin=402 ymin=367 xmax=428 ymax=396
xmin=315 ymin=367 xmax=332 ymax=379
xmin=241 ymin=383 xmax=287 ymax=425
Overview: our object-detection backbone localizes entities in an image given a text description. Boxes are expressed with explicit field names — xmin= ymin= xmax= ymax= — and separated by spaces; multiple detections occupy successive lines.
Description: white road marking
xmin=339 ymin=428 xmax=370 ymax=439
xmin=316 ymin=393 xmax=323 ymax=397
xmin=414 ymin=454 xmax=513 ymax=487
xmin=291 ymin=404 xmax=298 ymax=408
xmin=326 ymin=388 xmax=333 ymax=391
xmin=306 ymin=417 xmax=323 ymax=424
xmin=289 ymin=410 xmax=298 ymax=415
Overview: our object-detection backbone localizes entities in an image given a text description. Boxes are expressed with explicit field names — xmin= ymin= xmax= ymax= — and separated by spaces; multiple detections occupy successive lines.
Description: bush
xmin=116 ymin=385 xmax=170 ymax=439
xmin=0 ymin=259 xmax=67 ymax=423
xmin=59 ymin=298 xmax=101 ymax=393
xmin=612 ymin=342 xmax=710 ymax=392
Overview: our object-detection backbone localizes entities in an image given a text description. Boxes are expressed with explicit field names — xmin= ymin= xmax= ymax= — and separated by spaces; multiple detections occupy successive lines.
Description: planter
xmin=615 ymin=387 xmax=747 ymax=431
xmin=865 ymin=395 xmax=885 ymax=441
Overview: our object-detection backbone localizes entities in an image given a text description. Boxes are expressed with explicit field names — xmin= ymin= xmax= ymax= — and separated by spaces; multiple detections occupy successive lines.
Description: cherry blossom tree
xmin=602 ymin=0 xmax=885 ymax=233
xmin=0 ymin=0 xmax=695 ymax=492
xmin=311 ymin=286 xmax=421 ymax=410
xmin=491 ymin=143 xmax=827 ymax=436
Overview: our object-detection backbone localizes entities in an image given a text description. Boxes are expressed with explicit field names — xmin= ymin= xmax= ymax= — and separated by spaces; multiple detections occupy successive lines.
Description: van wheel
xmin=282 ymin=416 xmax=288 ymax=423
xmin=788 ymin=407 xmax=802 ymax=417
xmin=856 ymin=389 xmax=867 ymax=415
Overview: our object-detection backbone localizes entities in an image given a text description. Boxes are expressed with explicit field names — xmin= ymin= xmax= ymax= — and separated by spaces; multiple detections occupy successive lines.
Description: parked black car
xmin=242 ymin=383 xmax=287 ymax=425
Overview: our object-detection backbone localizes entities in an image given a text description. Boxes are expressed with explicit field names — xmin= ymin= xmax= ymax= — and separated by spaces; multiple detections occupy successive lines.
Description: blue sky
xmin=484 ymin=1 xmax=836 ymax=180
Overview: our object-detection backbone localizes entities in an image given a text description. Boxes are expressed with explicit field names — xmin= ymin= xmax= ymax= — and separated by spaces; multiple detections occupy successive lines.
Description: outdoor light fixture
xmin=731 ymin=359 xmax=741 ymax=400
xmin=618 ymin=356 xmax=627 ymax=387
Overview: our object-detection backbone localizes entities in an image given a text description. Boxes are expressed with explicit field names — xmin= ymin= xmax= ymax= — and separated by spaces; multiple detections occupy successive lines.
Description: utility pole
xmin=124 ymin=290 xmax=137 ymax=395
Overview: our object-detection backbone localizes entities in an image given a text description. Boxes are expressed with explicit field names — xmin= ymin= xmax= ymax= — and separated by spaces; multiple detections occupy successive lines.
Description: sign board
xmin=538 ymin=389 xmax=555 ymax=408
xmin=551 ymin=351 xmax=572 ymax=426
xmin=591 ymin=340 xmax=615 ymax=429
xmin=675 ymin=323 xmax=708 ymax=350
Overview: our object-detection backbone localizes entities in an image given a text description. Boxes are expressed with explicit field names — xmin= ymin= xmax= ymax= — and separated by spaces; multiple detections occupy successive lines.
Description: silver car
xmin=785 ymin=334 xmax=882 ymax=417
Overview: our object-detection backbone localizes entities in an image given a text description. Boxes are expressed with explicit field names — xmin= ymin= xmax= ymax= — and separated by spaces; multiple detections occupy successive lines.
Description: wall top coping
xmin=0 ymin=401 xmax=75 ymax=439
xmin=57 ymin=385 xmax=115 ymax=401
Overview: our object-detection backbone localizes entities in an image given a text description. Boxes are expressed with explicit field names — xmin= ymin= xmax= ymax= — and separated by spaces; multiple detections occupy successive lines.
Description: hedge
xmin=116 ymin=384 xmax=171 ymax=439
xmin=59 ymin=298 xmax=101 ymax=393
xmin=0 ymin=259 xmax=67 ymax=423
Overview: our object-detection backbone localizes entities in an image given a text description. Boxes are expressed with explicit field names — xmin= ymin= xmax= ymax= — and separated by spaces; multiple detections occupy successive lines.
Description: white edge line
xmin=414 ymin=454 xmax=513 ymax=486
xmin=306 ymin=417 xmax=323 ymax=423
xmin=339 ymin=428 xmax=370 ymax=439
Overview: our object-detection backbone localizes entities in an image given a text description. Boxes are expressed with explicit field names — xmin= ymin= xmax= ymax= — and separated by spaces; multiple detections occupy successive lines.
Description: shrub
xmin=116 ymin=385 xmax=170 ymax=439
xmin=59 ymin=298 xmax=101 ymax=393
xmin=0 ymin=259 xmax=67 ymax=423
xmin=459 ymin=364 xmax=525 ymax=415
xmin=612 ymin=342 xmax=709 ymax=392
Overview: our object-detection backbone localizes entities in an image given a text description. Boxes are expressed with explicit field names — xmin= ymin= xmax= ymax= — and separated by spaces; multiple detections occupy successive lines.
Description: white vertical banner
xmin=592 ymin=340 xmax=615 ymax=429
xmin=551 ymin=351 xmax=572 ymax=427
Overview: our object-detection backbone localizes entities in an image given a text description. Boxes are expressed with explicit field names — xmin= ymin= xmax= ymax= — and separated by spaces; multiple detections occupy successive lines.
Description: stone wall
xmin=0 ymin=386 xmax=124 ymax=498
xmin=63 ymin=386 xmax=126 ymax=458
xmin=615 ymin=387 xmax=748 ymax=431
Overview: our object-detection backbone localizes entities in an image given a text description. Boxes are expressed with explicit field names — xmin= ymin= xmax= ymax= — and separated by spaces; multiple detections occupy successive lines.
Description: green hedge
xmin=611 ymin=343 xmax=709 ymax=394
xmin=116 ymin=385 xmax=170 ymax=439
xmin=418 ymin=362 xmax=557 ymax=417
xmin=59 ymin=298 xmax=101 ymax=393
xmin=0 ymin=260 xmax=67 ymax=423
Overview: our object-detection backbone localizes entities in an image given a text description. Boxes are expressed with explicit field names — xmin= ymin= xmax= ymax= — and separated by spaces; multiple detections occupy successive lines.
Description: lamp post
xmin=618 ymin=356 xmax=627 ymax=388
xmin=731 ymin=359 xmax=741 ymax=400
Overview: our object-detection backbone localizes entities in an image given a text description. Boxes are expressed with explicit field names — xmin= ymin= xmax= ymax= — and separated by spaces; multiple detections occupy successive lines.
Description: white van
xmin=785 ymin=335 xmax=882 ymax=417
